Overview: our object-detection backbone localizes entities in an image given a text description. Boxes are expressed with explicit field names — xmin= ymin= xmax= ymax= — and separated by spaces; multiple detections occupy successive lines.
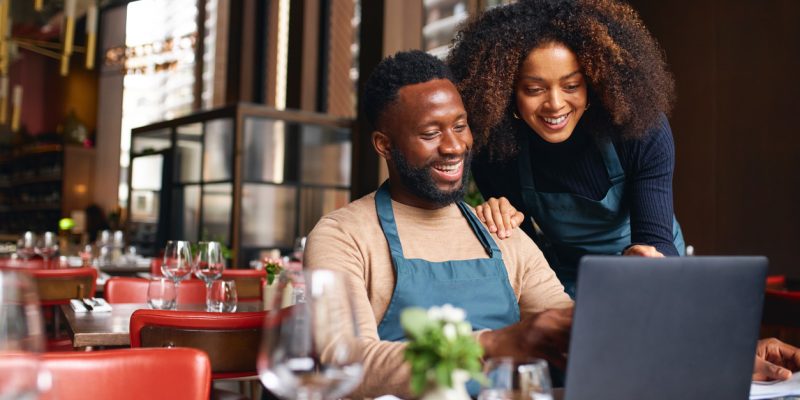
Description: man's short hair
xmin=362 ymin=50 xmax=454 ymax=129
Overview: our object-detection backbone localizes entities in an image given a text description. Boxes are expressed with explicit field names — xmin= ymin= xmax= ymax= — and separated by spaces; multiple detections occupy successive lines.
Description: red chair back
xmin=28 ymin=268 xmax=97 ymax=306
xmin=222 ymin=269 xmax=266 ymax=300
xmin=766 ymin=275 xmax=787 ymax=291
xmin=150 ymin=257 xmax=163 ymax=276
xmin=105 ymin=277 xmax=207 ymax=304
xmin=129 ymin=309 xmax=265 ymax=379
xmin=40 ymin=348 xmax=211 ymax=400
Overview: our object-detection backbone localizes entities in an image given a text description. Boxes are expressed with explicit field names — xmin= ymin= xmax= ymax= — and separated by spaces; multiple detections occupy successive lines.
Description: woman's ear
xmin=372 ymin=131 xmax=392 ymax=160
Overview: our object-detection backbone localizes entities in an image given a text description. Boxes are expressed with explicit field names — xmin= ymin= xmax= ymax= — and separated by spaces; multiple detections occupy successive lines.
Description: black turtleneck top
xmin=471 ymin=114 xmax=680 ymax=258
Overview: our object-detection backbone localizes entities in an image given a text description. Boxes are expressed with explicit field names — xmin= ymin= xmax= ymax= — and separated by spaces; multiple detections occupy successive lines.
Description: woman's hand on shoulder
xmin=623 ymin=244 xmax=664 ymax=257
xmin=475 ymin=197 xmax=525 ymax=239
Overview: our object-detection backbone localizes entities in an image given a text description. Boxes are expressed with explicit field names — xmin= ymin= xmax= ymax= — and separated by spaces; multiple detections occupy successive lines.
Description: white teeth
xmin=542 ymin=114 xmax=568 ymax=125
xmin=433 ymin=160 xmax=462 ymax=173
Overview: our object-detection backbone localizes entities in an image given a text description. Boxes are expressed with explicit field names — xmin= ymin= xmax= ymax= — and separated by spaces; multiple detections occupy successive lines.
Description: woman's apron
xmin=517 ymin=136 xmax=685 ymax=298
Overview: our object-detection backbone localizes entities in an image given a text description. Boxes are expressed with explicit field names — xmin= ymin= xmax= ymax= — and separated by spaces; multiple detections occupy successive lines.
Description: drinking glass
xmin=207 ymin=280 xmax=237 ymax=312
xmin=0 ymin=270 xmax=47 ymax=400
xmin=518 ymin=359 xmax=553 ymax=400
xmin=35 ymin=232 xmax=59 ymax=267
xmin=147 ymin=278 xmax=177 ymax=310
xmin=478 ymin=357 xmax=515 ymax=400
xmin=161 ymin=240 xmax=193 ymax=288
xmin=258 ymin=269 xmax=363 ymax=400
xmin=16 ymin=231 xmax=37 ymax=261
xmin=194 ymin=241 xmax=225 ymax=286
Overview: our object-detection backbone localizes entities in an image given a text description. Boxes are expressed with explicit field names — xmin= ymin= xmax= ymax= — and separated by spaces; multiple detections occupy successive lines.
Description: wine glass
xmin=0 ymin=270 xmax=48 ymax=399
xmin=161 ymin=240 xmax=193 ymax=289
xmin=258 ymin=269 xmax=363 ymax=400
xmin=35 ymin=232 xmax=59 ymax=268
xmin=193 ymin=241 xmax=225 ymax=287
xmin=16 ymin=231 xmax=37 ymax=262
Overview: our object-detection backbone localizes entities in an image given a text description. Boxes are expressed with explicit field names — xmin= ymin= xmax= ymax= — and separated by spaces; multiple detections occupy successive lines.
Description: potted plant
xmin=401 ymin=304 xmax=485 ymax=400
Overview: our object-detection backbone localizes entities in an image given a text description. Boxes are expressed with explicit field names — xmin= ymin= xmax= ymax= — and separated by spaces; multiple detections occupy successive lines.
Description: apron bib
xmin=374 ymin=182 xmax=520 ymax=395
xmin=517 ymin=136 xmax=685 ymax=297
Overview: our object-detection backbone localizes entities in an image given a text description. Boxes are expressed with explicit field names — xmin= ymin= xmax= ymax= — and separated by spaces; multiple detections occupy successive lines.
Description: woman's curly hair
xmin=447 ymin=0 xmax=675 ymax=161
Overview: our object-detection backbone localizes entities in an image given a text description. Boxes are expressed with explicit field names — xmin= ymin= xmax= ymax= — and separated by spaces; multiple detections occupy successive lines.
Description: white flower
xmin=443 ymin=322 xmax=457 ymax=341
xmin=427 ymin=306 xmax=444 ymax=321
xmin=439 ymin=304 xmax=466 ymax=323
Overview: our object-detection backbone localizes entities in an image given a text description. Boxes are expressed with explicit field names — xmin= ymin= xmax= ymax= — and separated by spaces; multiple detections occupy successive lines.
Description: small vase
xmin=420 ymin=369 xmax=471 ymax=400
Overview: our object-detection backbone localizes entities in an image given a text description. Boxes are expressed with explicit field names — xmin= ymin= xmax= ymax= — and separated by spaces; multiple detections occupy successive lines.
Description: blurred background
xmin=0 ymin=0 xmax=797 ymax=276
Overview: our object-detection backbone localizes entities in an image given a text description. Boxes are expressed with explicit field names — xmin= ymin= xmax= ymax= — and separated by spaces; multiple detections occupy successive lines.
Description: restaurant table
xmin=59 ymin=301 xmax=264 ymax=348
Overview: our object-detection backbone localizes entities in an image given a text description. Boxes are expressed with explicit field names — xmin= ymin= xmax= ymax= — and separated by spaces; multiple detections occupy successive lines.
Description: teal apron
xmin=517 ymin=136 xmax=685 ymax=298
xmin=375 ymin=182 xmax=520 ymax=395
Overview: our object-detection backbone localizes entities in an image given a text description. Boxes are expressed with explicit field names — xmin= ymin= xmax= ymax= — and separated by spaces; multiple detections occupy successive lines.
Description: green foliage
xmin=262 ymin=258 xmax=284 ymax=285
xmin=463 ymin=173 xmax=485 ymax=208
xmin=401 ymin=306 xmax=486 ymax=396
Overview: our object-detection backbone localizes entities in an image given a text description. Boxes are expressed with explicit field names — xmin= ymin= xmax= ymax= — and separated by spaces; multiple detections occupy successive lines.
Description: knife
xmin=81 ymin=298 xmax=94 ymax=311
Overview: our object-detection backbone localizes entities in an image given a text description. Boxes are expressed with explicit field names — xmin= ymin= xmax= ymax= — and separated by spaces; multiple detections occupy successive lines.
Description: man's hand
xmin=753 ymin=338 xmax=800 ymax=381
xmin=623 ymin=244 xmax=664 ymax=257
xmin=480 ymin=307 xmax=573 ymax=369
xmin=475 ymin=197 xmax=525 ymax=239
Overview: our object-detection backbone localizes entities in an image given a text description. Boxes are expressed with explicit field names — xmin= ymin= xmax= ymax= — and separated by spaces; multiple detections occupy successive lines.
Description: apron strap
xmin=598 ymin=139 xmax=625 ymax=185
xmin=457 ymin=201 xmax=500 ymax=258
xmin=375 ymin=182 xmax=405 ymax=258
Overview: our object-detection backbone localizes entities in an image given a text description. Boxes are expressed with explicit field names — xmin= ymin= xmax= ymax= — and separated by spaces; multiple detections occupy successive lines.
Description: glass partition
xmin=129 ymin=104 xmax=353 ymax=265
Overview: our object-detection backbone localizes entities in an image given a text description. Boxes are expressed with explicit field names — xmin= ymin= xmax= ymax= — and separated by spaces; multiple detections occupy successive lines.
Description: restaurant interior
xmin=0 ymin=0 xmax=798 ymax=399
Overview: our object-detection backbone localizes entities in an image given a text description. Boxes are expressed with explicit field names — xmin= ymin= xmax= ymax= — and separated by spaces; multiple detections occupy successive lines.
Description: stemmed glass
xmin=16 ymin=231 xmax=37 ymax=262
xmin=161 ymin=240 xmax=193 ymax=291
xmin=0 ymin=270 xmax=48 ymax=399
xmin=34 ymin=232 xmax=59 ymax=268
xmin=258 ymin=269 xmax=363 ymax=400
xmin=194 ymin=241 xmax=225 ymax=287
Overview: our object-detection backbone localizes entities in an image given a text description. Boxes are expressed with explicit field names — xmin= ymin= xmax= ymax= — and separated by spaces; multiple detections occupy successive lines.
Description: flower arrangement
xmin=261 ymin=257 xmax=284 ymax=285
xmin=401 ymin=304 xmax=485 ymax=396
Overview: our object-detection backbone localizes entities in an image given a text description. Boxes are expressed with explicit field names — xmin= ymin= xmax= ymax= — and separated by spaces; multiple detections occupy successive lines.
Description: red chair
xmin=150 ymin=257 xmax=163 ymax=276
xmin=129 ymin=309 xmax=265 ymax=379
xmin=27 ymin=268 xmax=97 ymax=351
xmin=105 ymin=277 xmax=207 ymax=304
xmin=40 ymin=348 xmax=211 ymax=400
xmin=766 ymin=275 xmax=787 ymax=291
xmin=222 ymin=269 xmax=266 ymax=300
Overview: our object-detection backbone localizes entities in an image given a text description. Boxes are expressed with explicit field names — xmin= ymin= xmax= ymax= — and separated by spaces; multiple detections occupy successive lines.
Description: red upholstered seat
xmin=105 ymin=277 xmax=207 ymax=304
xmin=150 ymin=257 xmax=163 ymax=276
xmin=40 ymin=348 xmax=211 ymax=400
xmin=129 ymin=309 xmax=265 ymax=379
xmin=766 ymin=275 xmax=787 ymax=291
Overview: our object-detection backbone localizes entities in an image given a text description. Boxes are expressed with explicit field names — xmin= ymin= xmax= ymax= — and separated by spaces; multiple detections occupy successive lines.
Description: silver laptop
xmin=565 ymin=256 xmax=767 ymax=400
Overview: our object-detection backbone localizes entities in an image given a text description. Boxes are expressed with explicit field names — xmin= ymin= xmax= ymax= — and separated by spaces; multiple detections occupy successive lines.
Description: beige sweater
xmin=305 ymin=192 xmax=573 ymax=399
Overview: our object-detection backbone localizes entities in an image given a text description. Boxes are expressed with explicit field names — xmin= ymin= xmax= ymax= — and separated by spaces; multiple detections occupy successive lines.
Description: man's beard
xmin=390 ymin=147 xmax=472 ymax=207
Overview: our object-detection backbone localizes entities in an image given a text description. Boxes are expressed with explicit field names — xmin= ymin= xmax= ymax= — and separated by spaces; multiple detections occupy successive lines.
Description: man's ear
xmin=372 ymin=131 xmax=392 ymax=160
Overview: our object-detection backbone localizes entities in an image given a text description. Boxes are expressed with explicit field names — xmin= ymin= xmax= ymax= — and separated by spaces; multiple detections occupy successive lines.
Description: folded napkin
xmin=70 ymin=298 xmax=113 ymax=313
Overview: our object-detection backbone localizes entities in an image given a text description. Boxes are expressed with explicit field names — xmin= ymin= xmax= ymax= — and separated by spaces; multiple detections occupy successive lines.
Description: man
xmin=304 ymin=50 xmax=800 ymax=398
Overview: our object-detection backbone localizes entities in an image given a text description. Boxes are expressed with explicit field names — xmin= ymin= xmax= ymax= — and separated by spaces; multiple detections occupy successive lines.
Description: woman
xmin=447 ymin=0 xmax=685 ymax=296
